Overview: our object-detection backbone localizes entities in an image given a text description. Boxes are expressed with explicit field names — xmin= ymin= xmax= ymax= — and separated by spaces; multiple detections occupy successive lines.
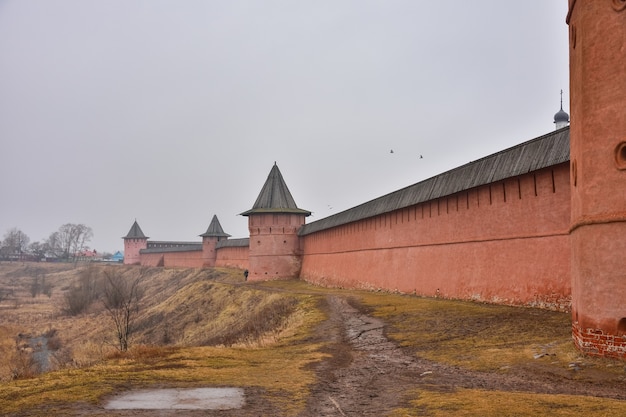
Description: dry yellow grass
xmin=257 ymin=281 xmax=582 ymax=371
xmin=353 ymin=291 xmax=618 ymax=373
xmin=258 ymin=281 xmax=626 ymax=416
xmin=391 ymin=388 xmax=626 ymax=417
xmin=0 ymin=264 xmax=329 ymax=416
xmin=0 ymin=342 xmax=328 ymax=416
xmin=1 ymin=264 xmax=625 ymax=416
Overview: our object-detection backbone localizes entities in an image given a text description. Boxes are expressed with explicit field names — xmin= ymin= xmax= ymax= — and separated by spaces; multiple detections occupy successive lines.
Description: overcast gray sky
xmin=0 ymin=1 xmax=569 ymax=253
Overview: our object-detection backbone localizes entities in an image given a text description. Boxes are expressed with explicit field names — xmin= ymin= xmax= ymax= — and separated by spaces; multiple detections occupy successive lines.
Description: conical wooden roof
xmin=240 ymin=163 xmax=311 ymax=216
xmin=200 ymin=215 xmax=231 ymax=237
xmin=123 ymin=220 xmax=148 ymax=239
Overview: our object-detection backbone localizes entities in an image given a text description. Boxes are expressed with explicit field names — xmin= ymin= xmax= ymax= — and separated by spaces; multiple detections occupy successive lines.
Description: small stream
xmin=30 ymin=336 xmax=52 ymax=372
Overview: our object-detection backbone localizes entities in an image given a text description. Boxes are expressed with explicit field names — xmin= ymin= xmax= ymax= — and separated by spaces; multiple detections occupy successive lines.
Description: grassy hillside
xmin=0 ymin=263 xmax=322 ymax=376
xmin=0 ymin=262 xmax=625 ymax=416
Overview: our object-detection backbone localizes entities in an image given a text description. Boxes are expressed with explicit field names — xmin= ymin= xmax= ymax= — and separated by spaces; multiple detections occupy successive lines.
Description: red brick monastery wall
xmin=300 ymin=164 xmax=571 ymax=309
xmin=215 ymin=246 xmax=249 ymax=270
xmin=136 ymin=245 xmax=250 ymax=270
xmin=140 ymin=250 xmax=204 ymax=268
xmin=138 ymin=252 xmax=163 ymax=267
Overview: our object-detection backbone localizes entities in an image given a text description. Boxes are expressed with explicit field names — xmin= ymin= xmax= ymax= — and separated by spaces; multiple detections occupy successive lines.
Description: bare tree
xmin=44 ymin=232 xmax=62 ymax=259
xmin=30 ymin=274 xmax=41 ymax=298
xmin=1 ymin=228 xmax=30 ymax=259
xmin=28 ymin=241 xmax=47 ymax=260
xmin=102 ymin=269 xmax=144 ymax=352
xmin=46 ymin=224 xmax=93 ymax=262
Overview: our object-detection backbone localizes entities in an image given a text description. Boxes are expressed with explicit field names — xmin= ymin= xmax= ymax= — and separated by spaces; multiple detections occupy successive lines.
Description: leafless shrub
xmin=102 ymin=268 xmax=144 ymax=351
xmin=9 ymin=339 xmax=39 ymax=380
xmin=77 ymin=265 xmax=101 ymax=301
xmin=64 ymin=285 xmax=92 ymax=316
xmin=29 ymin=274 xmax=40 ymax=298
xmin=29 ymin=272 xmax=53 ymax=298
xmin=45 ymin=329 xmax=62 ymax=350
xmin=63 ymin=266 xmax=101 ymax=315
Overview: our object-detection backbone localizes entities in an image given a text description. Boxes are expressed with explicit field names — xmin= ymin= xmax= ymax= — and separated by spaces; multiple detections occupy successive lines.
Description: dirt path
xmin=301 ymin=295 xmax=626 ymax=416
xmin=302 ymin=296 xmax=424 ymax=416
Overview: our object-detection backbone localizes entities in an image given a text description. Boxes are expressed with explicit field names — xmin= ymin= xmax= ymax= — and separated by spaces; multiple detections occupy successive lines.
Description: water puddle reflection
xmin=104 ymin=387 xmax=245 ymax=410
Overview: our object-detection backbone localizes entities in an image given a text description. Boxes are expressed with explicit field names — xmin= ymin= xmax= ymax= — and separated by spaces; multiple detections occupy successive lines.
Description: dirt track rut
xmin=303 ymin=295 xmax=425 ymax=416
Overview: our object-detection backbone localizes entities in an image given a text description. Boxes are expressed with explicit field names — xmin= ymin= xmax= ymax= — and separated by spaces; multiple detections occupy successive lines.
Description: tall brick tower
xmin=241 ymin=163 xmax=311 ymax=280
xmin=200 ymin=214 xmax=231 ymax=267
xmin=122 ymin=220 xmax=148 ymax=265
xmin=568 ymin=0 xmax=626 ymax=358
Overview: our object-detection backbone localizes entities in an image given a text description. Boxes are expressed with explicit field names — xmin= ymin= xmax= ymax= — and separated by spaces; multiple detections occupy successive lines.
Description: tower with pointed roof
xmin=123 ymin=220 xmax=149 ymax=265
xmin=241 ymin=163 xmax=311 ymax=280
xmin=200 ymin=214 xmax=231 ymax=267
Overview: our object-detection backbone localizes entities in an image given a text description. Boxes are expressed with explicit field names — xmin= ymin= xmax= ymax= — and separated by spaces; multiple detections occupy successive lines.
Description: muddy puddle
xmin=104 ymin=387 xmax=245 ymax=410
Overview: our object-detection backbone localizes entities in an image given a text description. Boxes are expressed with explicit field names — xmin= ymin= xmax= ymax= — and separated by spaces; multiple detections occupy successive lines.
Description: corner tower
xmin=200 ymin=215 xmax=230 ymax=267
xmin=122 ymin=220 xmax=148 ymax=265
xmin=568 ymin=0 xmax=626 ymax=358
xmin=241 ymin=163 xmax=311 ymax=280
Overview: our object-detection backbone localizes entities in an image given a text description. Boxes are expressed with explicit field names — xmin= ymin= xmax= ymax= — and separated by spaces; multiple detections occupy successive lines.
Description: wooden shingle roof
xmin=299 ymin=127 xmax=570 ymax=236
xmin=200 ymin=215 xmax=231 ymax=238
xmin=123 ymin=220 xmax=148 ymax=239
xmin=240 ymin=163 xmax=311 ymax=216
xmin=140 ymin=244 xmax=202 ymax=254
xmin=216 ymin=238 xmax=250 ymax=249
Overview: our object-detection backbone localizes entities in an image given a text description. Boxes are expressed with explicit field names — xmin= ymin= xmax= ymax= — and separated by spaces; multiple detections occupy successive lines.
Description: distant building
xmin=76 ymin=249 xmax=97 ymax=258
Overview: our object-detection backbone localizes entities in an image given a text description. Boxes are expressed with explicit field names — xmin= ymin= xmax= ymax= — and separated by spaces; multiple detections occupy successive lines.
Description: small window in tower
xmin=615 ymin=142 xmax=626 ymax=170
xmin=618 ymin=318 xmax=626 ymax=335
